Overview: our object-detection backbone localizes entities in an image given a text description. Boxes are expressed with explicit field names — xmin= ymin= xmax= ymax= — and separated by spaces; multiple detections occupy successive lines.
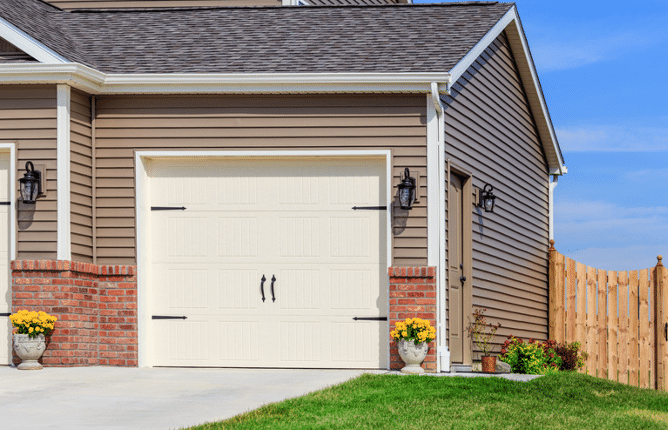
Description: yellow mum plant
xmin=10 ymin=310 xmax=57 ymax=339
xmin=390 ymin=317 xmax=436 ymax=345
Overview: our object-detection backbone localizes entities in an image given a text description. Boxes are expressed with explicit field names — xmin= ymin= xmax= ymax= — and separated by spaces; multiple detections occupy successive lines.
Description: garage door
xmin=0 ymin=152 xmax=10 ymax=365
xmin=147 ymin=157 xmax=388 ymax=368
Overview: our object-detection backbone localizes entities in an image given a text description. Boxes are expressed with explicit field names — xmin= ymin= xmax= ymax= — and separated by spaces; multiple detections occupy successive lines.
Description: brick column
xmin=11 ymin=260 xmax=137 ymax=366
xmin=388 ymin=266 xmax=437 ymax=372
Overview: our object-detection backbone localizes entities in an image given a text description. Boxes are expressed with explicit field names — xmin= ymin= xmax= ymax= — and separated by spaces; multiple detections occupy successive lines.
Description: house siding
xmin=71 ymin=90 xmax=93 ymax=263
xmin=1 ymin=85 xmax=59 ymax=260
xmin=93 ymin=93 xmax=428 ymax=266
xmin=443 ymin=32 xmax=550 ymax=354
xmin=0 ymin=38 xmax=36 ymax=63
xmin=46 ymin=0 xmax=281 ymax=9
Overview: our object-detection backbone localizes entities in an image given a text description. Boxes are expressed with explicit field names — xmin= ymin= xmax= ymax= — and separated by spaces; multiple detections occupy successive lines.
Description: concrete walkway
xmin=0 ymin=366 xmax=540 ymax=430
xmin=0 ymin=366 xmax=379 ymax=430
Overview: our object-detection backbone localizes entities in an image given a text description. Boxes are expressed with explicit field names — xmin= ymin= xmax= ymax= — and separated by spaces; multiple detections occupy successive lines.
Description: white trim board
xmin=0 ymin=64 xmax=451 ymax=95
xmin=135 ymin=149 xmax=393 ymax=368
xmin=0 ymin=17 xmax=68 ymax=64
xmin=56 ymin=85 xmax=71 ymax=261
xmin=0 ymin=143 xmax=16 ymax=261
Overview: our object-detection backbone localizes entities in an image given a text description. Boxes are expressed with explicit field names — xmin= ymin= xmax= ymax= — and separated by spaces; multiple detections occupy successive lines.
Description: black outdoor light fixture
xmin=19 ymin=161 xmax=42 ymax=204
xmin=478 ymin=183 xmax=496 ymax=213
xmin=397 ymin=167 xmax=416 ymax=210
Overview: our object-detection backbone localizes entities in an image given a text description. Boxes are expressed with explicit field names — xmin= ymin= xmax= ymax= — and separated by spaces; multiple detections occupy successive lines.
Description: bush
xmin=554 ymin=341 xmax=588 ymax=371
xmin=500 ymin=336 xmax=561 ymax=375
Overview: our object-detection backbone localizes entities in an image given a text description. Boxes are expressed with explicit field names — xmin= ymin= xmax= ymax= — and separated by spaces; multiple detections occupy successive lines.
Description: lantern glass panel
xmin=484 ymin=197 xmax=494 ymax=212
xmin=20 ymin=180 xmax=38 ymax=203
xmin=399 ymin=187 xmax=414 ymax=210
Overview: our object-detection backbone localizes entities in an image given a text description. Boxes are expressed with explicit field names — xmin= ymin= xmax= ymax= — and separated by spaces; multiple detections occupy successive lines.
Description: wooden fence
xmin=548 ymin=240 xmax=668 ymax=390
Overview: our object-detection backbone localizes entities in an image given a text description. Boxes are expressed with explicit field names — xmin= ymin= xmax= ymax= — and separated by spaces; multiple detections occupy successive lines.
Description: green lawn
xmin=185 ymin=372 xmax=668 ymax=430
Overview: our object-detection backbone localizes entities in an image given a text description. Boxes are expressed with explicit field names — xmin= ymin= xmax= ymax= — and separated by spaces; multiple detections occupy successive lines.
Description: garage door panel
xmin=218 ymin=269 xmax=261 ymax=310
xmin=154 ymin=319 xmax=211 ymax=365
xmin=218 ymin=320 xmax=260 ymax=362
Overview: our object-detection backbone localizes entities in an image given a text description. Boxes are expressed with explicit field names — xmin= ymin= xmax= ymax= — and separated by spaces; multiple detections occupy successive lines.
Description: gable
xmin=0 ymin=37 xmax=37 ymax=63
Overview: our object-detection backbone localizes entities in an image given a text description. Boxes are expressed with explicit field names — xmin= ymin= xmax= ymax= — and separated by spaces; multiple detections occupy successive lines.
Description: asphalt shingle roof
xmin=0 ymin=0 xmax=513 ymax=74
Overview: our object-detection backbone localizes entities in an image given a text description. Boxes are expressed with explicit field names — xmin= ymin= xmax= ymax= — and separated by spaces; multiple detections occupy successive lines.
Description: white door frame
xmin=135 ymin=150 xmax=393 ymax=368
xmin=0 ymin=143 xmax=16 ymax=365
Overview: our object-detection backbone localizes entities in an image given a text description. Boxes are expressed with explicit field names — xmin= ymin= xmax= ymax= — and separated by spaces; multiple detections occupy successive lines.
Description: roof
xmin=0 ymin=1 xmax=512 ymax=74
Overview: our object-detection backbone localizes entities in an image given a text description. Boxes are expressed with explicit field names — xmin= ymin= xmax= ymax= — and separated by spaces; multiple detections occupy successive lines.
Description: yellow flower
xmin=28 ymin=327 xmax=34 ymax=333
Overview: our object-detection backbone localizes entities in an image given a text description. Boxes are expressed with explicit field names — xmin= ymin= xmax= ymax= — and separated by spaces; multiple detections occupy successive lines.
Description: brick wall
xmin=388 ymin=266 xmax=437 ymax=372
xmin=11 ymin=260 xmax=137 ymax=366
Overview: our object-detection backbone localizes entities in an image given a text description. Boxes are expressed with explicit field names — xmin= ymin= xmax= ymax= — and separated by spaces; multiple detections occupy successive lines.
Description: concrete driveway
xmin=0 ymin=366 xmax=378 ymax=430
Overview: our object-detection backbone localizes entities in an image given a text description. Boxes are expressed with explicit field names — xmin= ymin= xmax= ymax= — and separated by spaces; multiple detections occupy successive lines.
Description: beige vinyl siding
xmin=94 ymin=94 xmax=427 ymax=266
xmin=71 ymin=90 xmax=93 ymax=262
xmin=47 ymin=0 xmax=281 ymax=9
xmin=0 ymin=86 xmax=58 ymax=259
xmin=443 ymin=32 xmax=550 ymax=353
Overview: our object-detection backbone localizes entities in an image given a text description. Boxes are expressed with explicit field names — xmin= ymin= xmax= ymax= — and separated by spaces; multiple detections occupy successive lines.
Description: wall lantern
xmin=477 ymin=183 xmax=496 ymax=213
xmin=397 ymin=167 xmax=416 ymax=210
xmin=19 ymin=161 xmax=42 ymax=204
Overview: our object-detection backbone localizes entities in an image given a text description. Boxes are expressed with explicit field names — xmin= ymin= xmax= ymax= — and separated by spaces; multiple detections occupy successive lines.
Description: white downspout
xmin=431 ymin=82 xmax=450 ymax=372
xmin=549 ymin=174 xmax=558 ymax=240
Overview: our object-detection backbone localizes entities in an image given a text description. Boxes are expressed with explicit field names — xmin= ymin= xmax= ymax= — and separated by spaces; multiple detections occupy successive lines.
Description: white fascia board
xmin=0 ymin=17 xmax=68 ymax=64
xmin=0 ymin=63 xmax=451 ymax=95
xmin=448 ymin=6 xmax=566 ymax=176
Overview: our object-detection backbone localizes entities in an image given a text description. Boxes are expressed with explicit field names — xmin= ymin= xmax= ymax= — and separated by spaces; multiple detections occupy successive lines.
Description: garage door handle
xmin=0 ymin=312 xmax=10 ymax=317
xmin=270 ymin=275 xmax=276 ymax=302
xmin=152 ymin=315 xmax=187 ymax=320
xmin=260 ymin=275 xmax=266 ymax=302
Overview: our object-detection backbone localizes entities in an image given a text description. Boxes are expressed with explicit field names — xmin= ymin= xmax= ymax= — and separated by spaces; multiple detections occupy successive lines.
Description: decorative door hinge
xmin=352 ymin=206 xmax=387 ymax=211
xmin=151 ymin=206 xmax=186 ymax=211
xmin=152 ymin=315 xmax=187 ymax=320
xmin=353 ymin=316 xmax=388 ymax=321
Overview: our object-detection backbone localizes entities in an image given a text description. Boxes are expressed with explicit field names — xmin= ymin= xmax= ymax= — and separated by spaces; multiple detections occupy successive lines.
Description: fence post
xmin=549 ymin=240 xmax=565 ymax=343
xmin=656 ymin=256 xmax=667 ymax=391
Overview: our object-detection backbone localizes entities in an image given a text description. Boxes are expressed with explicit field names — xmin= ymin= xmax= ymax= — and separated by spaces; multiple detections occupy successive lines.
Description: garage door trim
xmin=0 ymin=143 xmax=16 ymax=365
xmin=135 ymin=150 xmax=393 ymax=368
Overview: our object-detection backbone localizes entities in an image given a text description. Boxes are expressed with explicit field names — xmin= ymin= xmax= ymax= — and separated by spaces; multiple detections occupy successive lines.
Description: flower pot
xmin=397 ymin=339 xmax=428 ymax=374
xmin=481 ymin=355 xmax=496 ymax=373
xmin=13 ymin=334 xmax=46 ymax=370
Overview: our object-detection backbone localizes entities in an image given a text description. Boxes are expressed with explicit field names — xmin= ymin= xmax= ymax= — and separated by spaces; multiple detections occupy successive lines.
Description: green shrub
xmin=499 ymin=336 xmax=561 ymax=375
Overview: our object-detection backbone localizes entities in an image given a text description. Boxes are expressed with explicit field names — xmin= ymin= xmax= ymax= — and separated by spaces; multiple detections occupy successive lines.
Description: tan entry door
xmin=147 ymin=157 xmax=388 ymax=368
xmin=0 ymin=152 xmax=10 ymax=365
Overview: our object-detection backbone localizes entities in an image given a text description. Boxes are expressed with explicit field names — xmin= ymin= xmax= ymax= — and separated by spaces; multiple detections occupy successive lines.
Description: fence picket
xmin=586 ymin=266 xmax=597 ymax=376
xmin=597 ymin=268 xmax=608 ymax=379
xmin=555 ymin=252 xmax=566 ymax=343
xmin=658 ymin=259 xmax=668 ymax=391
xmin=576 ymin=262 xmax=587 ymax=373
xmin=639 ymin=269 xmax=649 ymax=389
xmin=628 ymin=270 xmax=639 ymax=387
xmin=608 ymin=271 xmax=618 ymax=381
xmin=567 ymin=258 xmax=576 ymax=341
xmin=618 ymin=271 xmax=629 ymax=384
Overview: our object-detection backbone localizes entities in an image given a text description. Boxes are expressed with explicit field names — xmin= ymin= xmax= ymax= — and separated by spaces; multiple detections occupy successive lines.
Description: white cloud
xmin=556 ymin=124 xmax=668 ymax=152
xmin=624 ymin=168 xmax=668 ymax=184
xmin=554 ymin=199 xmax=668 ymax=270
xmin=557 ymin=244 xmax=665 ymax=272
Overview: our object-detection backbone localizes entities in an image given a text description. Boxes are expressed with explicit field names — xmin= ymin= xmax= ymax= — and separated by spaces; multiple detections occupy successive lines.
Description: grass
xmin=184 ymin=372 xmax=668 ymax=430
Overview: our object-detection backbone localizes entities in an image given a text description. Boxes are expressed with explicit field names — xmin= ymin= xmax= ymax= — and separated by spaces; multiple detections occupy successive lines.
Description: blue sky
xmin=416 ymin=0 xmax=668 ymax=271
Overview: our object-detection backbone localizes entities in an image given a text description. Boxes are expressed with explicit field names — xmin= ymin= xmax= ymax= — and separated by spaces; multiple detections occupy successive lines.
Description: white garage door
xmin=0 ymin=152 xmax=10 ymax=365
xmin=147 ymin=157 xmax=388 ymax=368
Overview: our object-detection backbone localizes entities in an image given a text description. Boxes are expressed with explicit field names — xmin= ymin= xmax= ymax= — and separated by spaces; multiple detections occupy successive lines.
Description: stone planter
xmin=397 ymin=339 xmax=428 ymax=374
xmin=481 ymin=355 xmax=496 ymax=373
xmin=13 ymin=334 xmax=46 ymax=370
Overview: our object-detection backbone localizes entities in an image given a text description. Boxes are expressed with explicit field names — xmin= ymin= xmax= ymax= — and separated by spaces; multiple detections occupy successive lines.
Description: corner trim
xmin=57 ymin=85 xmax=71 ymax=261
xmin=0 ymin=143 xmax=16 ymax=261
